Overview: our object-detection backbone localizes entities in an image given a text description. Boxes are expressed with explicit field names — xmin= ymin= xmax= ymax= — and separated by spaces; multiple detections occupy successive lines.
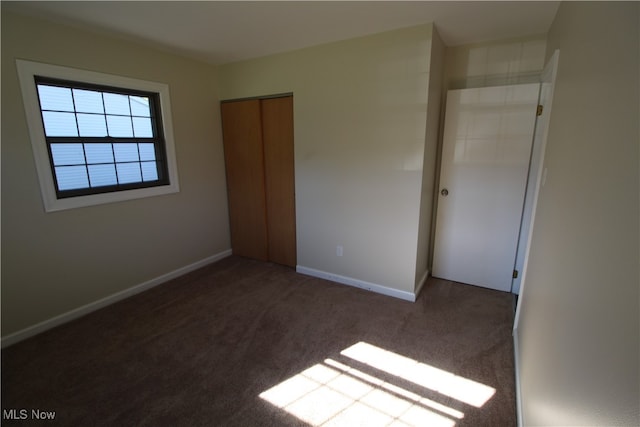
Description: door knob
xmin=441 ymin=188 xmax=449 ymax=196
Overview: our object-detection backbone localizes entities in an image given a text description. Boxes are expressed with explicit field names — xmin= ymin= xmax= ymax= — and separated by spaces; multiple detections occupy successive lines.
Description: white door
xmin=432 ymin=84 xmax=540 ymax=292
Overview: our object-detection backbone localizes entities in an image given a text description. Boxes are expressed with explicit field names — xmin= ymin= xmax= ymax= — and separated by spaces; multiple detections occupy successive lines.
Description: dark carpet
xmin=2 ymin=256 xmax=516 ymax=426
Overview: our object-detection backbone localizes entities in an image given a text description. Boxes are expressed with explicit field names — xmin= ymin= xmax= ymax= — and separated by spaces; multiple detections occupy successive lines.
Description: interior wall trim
xmin=415 ymin=269 xmax=430 ymax=298
xmin=1 ymin=249 xmax=233 ymax=348
xmin=513 ymin=327 xmax=525 ymax=427
xmin=296 ymin=265 xmax=416 ymax=302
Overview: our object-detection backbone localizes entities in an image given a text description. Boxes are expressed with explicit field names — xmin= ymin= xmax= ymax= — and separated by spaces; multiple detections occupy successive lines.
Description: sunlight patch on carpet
xmin=341 ymin=342 xmax=496 ymax=408
xmin=259 ymin=341 xmax=495 ymax=426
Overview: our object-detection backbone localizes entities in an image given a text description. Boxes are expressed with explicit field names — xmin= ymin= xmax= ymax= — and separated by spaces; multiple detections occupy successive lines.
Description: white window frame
xmin=16 ymin=59 xmax=180 ymax=212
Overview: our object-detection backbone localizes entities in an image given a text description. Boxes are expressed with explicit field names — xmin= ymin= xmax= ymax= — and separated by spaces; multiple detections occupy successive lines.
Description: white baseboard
xmin=296 ymin=265 xmax=416 ymax=302
xmin=1 ymin=249 xmax=232 ymax=348
xmin=513 ymin=327 xmax=524 ymax=427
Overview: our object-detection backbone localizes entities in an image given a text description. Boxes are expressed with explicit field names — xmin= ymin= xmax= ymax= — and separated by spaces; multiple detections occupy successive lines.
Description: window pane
xmin=73 ymin=89 xmax=104 ymax=113
xmin=106 ymin=115 xmax=133 ymax=137
xmin=42 ymin=111 xmax=78 ymax=137
xmin=84 ymin=143 xmax=114 ymax=164
xmin=138 ymin=143 xmax=156 ymax=161
xmin=113 ymin=143 xmax=139 ymax=162
xmin=37 ymin=85 xmax=74 ymax=111
xmin=130 ymin=96 xmax=150 ymax=117
xmin=132 ymin=117 xmax=153 ymax=137
xmin=103 ymin=93 xmax=130 ymax=115
xmin=116 ymin=162 xmax=142 ymax=184
xmin=88 ymin=164 xmax=117 ymax=187
xmin=55 ymin=165 xmax=88 ymax=190
xmin=51 ymin=143 xmax=85 ymax=166
xmin=141 ymin=161 xmax=158 ymax=181
xmin=77 ymin=113 xmax=107 ymax=137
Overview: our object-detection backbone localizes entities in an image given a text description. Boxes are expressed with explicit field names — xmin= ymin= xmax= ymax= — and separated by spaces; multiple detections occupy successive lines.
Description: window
xmin=17 ymin=60 xmax=179 ymax=212
xmin=36 ymin=77 xmax=168 ymax=197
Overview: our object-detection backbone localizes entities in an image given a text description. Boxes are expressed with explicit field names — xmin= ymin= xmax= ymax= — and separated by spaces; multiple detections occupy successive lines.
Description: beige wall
xmin=1 ymin=11 xmax=230 ymax=337
xmin=516 ymin=2 xmax=639 ymax=425
xmin=219 ymin=24 xmax=435 ymax=294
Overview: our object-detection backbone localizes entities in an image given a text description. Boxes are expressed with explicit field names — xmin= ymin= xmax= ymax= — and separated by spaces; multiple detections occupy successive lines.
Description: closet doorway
xmin=221 ymin=94 xmax=296 ymax=267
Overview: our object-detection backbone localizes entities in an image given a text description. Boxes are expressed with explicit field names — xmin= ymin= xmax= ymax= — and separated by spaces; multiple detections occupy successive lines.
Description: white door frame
xmin=513 ymin=49 xmax=560 ymax=427
xmin=511 ymin=50 xmax=561 ymax=295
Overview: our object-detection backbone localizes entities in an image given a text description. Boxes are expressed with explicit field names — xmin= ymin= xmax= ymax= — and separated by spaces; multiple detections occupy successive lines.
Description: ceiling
xmin=4 ymin=1 xmax=560 ymax=65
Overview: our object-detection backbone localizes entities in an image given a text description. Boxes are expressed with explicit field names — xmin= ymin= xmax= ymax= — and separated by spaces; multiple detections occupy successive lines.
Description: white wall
xmin=445 ymin=35 xmax=547 ymax=90
xmin=219 ymin=25 xmax=435 ymax=296
xmin=1 ymin=11 xmax=230 ymax=338
xmin=516 ymin=2 xmax=639 ymax=425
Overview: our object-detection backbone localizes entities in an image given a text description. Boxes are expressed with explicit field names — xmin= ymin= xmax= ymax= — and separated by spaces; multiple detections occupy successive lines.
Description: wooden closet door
xmin=221 ymin=100 xmax=268 ymax=261
xmin=261 ymin=96 xmax=297 ymax=267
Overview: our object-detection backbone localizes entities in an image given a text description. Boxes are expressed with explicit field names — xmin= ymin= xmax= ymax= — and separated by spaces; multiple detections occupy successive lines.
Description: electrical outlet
xmin=336 ymin=245 xmax=344 ymax=257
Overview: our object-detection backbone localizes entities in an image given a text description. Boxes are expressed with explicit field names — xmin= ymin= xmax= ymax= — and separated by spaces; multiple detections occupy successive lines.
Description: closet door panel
xmin=221 ymin=100 xmax=268 ymax=261
xmin=261 ymin=96 xmax=297 ymax=267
